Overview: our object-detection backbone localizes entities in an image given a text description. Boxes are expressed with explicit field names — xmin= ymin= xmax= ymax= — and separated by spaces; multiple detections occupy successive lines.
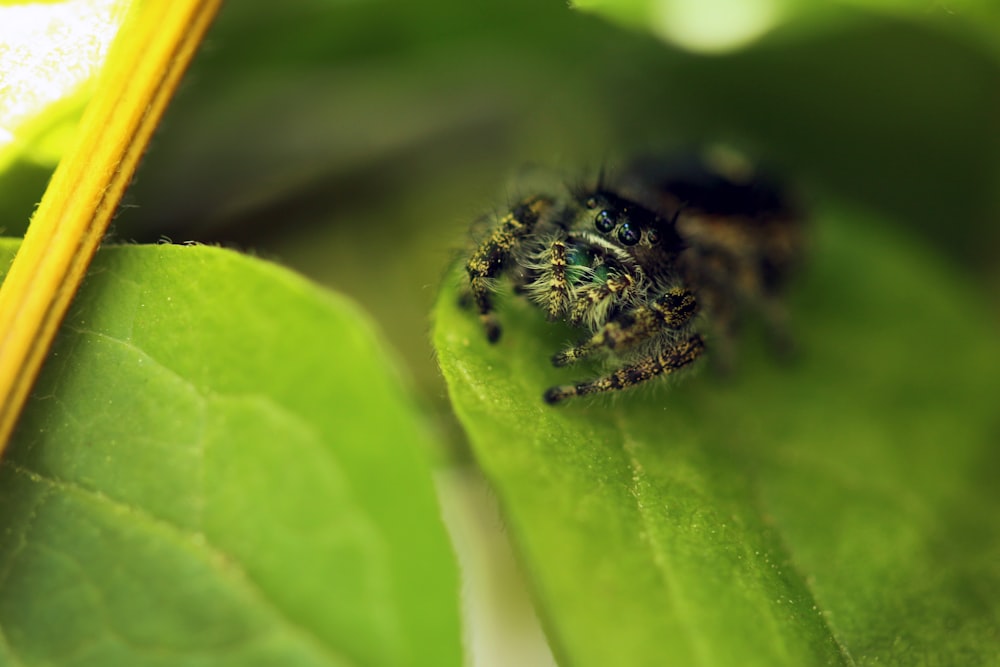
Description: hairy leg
xmin=553 ymin=286 xmax=698 ymax=366
xmin=466 ymin=195 xmax=553 ymax=341
xmin=544 ymin=334 xmax=706 ymax=404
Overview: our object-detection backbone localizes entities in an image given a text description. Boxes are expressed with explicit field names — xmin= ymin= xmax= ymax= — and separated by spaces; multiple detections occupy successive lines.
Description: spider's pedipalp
xmin=552 ymin=286 xmax=698 ymax=367
xmin=568 ymin=271 xmax=638 ymax=328
xmin=523 ymin=235 xmax=575 ymax=320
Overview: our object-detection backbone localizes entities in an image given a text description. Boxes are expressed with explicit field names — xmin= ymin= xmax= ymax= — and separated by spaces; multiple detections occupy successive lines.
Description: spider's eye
xmin=595 ymin=210 xmax=615 ymax=233
xmin=617 ymin=222 xmax=641 ymax=246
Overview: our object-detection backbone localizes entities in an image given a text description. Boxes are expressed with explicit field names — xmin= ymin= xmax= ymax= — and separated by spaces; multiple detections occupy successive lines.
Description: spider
xmin=463 ymin=151 xmax=803 ymax=404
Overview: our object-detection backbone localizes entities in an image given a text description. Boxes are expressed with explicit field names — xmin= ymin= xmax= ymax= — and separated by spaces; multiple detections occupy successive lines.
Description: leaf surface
xmin=434 ymin=210 xmax=1000 ymax=666
xmin=0 ymin=241 xmax=461 ymax=667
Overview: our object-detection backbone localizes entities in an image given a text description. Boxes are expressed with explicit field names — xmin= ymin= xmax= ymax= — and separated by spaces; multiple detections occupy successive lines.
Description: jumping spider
xmin=464 ymin=152 xmax=803 ymax=404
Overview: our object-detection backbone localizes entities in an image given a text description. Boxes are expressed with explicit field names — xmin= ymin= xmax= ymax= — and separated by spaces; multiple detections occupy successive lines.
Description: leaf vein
xmin=2 ymin=461 xmax=358 ymax=667
xmin=618 ymin=425 xmax=716 ymax=667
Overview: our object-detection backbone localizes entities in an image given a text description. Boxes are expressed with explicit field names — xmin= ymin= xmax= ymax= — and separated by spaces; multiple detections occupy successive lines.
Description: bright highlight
xmin=0 ymin=0 xmax=126 ymax=152
xmin=654 ymin=0 xmax=783 ymax=53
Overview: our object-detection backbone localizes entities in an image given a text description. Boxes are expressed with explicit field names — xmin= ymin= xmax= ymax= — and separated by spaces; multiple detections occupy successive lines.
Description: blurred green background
xmin=3 ymin=0 xmax=999 ymax=421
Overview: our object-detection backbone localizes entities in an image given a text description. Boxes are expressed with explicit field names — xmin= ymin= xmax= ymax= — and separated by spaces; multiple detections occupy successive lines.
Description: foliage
xmin=0 ymin=242 xmax=460 ymax=666
xmin=1 ymin=0 xmax=998 ymax=665
xmin=434 ymin=209 xmax=1000 ymax=665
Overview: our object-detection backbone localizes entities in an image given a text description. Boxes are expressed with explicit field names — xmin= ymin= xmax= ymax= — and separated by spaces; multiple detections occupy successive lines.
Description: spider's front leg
xmin=544 ymin=333 xmax=706 ymax=404
xmin=552 ymin=286 xmax=699 ymax=367
xmin=465 ymin=195 xmax=553 ymax=342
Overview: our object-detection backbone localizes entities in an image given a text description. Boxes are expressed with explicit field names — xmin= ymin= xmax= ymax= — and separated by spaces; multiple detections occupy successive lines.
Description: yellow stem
xmin=0 ymin=0 xmax=224 ymax=452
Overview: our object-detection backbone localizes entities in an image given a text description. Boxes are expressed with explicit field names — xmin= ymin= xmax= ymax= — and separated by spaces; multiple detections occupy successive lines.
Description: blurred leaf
xmin=109 ymin=0 xmax=1000 ymax=280
xmin=434 ymin=209 xmax=1000 ymax=666
xmin=117 ymin=0 xmax=614 ymax=237
xmin=0 ymin=160 xmax=52 ymax=236
xmin=588 ymin=10 xmax=1000 ymax=264
xmin=572 ymin=0 xmax=1000 ymax=56
xmin=573 ymin=0 xmax=800 ymax=53
xmin=655 ymin=16 xmax=1000 ymax=249
xmin=0 ymin=241 xmax=461 ymax=667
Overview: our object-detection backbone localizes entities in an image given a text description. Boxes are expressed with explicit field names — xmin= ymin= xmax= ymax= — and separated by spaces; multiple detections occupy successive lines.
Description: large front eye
xmin=617 ymin=222 xmax=641 ymax=246
xmin=595 ymin=210 xmax=615 ymax=233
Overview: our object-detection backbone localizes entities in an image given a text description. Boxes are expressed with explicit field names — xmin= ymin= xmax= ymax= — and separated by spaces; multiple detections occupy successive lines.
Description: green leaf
xmin=0 ymin=241 xmax=461 ymax=667
xmin=434 ymin=210 xmax=1000 ymax=666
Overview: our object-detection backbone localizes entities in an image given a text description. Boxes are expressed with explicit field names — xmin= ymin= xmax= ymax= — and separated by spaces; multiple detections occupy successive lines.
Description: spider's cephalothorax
xmin=464 ymin=155 xmax=803 ymax=404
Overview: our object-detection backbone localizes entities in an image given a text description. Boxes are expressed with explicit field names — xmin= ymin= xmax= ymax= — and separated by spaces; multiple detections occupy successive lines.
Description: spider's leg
xmin=553 ymin=286 xmax=698 ymax=367
xmin=545 ymin=334 xmax=705 ymax=404
xmin=568 ymin=272 xmax=637 ymax=328
xmin=465 ymin=195 xmax=552 ymax=341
